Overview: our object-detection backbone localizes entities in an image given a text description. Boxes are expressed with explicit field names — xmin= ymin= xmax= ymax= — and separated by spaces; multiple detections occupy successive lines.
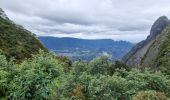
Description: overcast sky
xmin=0 ymin=0 xmax=170 ymax=43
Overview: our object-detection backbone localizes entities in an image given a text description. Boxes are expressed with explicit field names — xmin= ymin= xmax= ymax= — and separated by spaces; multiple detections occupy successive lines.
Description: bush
xmin=58 ymin=68 xmax=170 ymax=100
xmin=0 ymin=52 xmax=14 ymax=99
xmin=88 ymin=56 xmax=112 ymax=75
xmin=0 ymin=51 xmax=170 ymax=99
xmin=125 ymin=69 xmax=170 ymax=96
xmin=72 ymin=60 xmax=88 ymax=75
xmin=132 ymin=91 xmax=167 ymax=100
xmin=9 ymin=51 xmax=65 ymax=100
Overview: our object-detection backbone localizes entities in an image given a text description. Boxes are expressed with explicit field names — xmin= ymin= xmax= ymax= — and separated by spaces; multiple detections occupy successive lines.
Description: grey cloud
xmin=1 ymin=0 xmax=170 ymax=43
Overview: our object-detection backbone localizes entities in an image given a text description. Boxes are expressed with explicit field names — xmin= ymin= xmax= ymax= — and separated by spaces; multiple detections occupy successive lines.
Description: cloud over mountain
xmin=1 ymin=0 xmax=170 ymax=42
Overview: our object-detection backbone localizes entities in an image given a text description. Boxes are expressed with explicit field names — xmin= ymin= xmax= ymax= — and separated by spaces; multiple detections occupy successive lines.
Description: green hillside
xmin=137 ymin=25 xmax=170 ymax=74
xmin=123 ymin=16 xmax=170 ymax=68
xmin=0 ymin=17 xmax=47 ymax=61
xmin=154 ymin=25 xmax=170 ymax=74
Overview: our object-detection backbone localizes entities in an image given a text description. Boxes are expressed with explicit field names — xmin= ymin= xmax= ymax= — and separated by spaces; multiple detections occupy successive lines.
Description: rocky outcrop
xmin=122 ymin=16 xmax=170 ymax=67
xmin=141 ymin=25 xmax=170 ymax=67
xmin=148 ymin=16 xmax=169 ymax=40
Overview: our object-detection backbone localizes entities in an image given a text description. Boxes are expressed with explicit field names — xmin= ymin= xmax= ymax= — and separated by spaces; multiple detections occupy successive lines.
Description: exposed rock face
xmin=148 ymin=16 xmax=169 ymax=40
xmin=0 ymin=8 xmax=9 ymax=20
xmin=122 ymin=16 xmax=170 ymax=67
xmin=141 ymin=25 xmax=170 ymax=67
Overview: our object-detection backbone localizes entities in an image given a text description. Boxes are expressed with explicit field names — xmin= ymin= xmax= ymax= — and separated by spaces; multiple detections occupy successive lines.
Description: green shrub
xmin=132 ymin=91 xmax=167 ymax=100
xmin=0 ymin=51 xmax=170 ymax=99
xmin=0 ymin=52 xmax=14 ymax=99
xmin=9 ymin=51 xmax=65 ymax=100
xmin=88 ymin=56 xmax=112 ymax=75
xmin=125 ymin=69 xmax=170 ymax=96
xmin=72 ymin=60 xmax=88 ymax=75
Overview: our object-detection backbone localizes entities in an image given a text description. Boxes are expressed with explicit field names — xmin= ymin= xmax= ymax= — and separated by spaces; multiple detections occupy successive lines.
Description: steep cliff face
xmin=0 ymin=8 xmax=47 ymax=61
xmin=122 ymin=16 xmax=170 ymax=67
xmin=141 ymin=25 xmax=170 ymax=68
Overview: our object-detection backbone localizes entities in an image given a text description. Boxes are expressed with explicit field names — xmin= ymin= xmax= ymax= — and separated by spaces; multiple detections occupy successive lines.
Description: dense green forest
xmin=0 ymin=50 xmax=170 ymax=100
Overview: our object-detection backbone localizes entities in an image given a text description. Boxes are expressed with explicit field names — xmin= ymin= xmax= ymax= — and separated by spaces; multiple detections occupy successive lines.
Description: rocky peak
xmin=147 ymin=16 xmax=169 ymax=40
xmin=0 ymin=8 xmax=9 ymax=20
xmin=122 ymin=16 xmax=170 ymax=67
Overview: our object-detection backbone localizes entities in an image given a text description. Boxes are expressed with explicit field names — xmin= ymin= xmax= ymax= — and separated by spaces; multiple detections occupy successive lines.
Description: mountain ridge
xmin=39 ymin=36 xmax=134 ymax=60
xmin=0 ymin=8 xmax=47 ymax=61
xmin=123 ymin=16 xmax=170 ymax=68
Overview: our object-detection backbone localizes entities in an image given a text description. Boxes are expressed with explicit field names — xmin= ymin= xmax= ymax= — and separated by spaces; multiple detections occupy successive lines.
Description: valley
xmin=39 ymin=37 xmax=134 ymax=61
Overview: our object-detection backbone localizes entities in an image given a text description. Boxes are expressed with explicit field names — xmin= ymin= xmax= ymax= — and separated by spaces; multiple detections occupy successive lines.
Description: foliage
xmin=9 ymin=51 xmax=66 ymax=99
xmin=154 ymin=30 xmax=170 ymax=75
xmin=72 ymin=60 xmax=88 ymax=75
xmin=0 ymin=51 xmax=15 ymax=99
xmin=0 ymin=17 xmax=47 ymax=62
xmin=114 ymin=60 xmax=130 ymax=70
xmin=132 ymin=91 xmax=167 ymax=100
xmin=88 ymin=56 xmax=112 ymax=75
xmin=57 ymin=56 xmax=170 ymax=100
xmin=0 ymin=51 xmax=170 ymax=99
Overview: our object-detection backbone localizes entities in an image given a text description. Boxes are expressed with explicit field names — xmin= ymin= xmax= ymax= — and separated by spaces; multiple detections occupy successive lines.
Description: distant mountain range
xmin=39 ymin=37 xmax=134 ymax=61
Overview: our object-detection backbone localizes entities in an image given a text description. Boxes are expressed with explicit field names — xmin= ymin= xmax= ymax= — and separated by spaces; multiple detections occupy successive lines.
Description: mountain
xmin=123 ymin=16 xmax=170 ymax=69
xmin=39 ymin=37 xmax=134 ymax=61
xmin=0 ymin=8 xmax=47 ymax=61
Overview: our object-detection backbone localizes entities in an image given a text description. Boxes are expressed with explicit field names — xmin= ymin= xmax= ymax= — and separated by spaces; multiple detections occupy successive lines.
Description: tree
xmin=9 ymin=51 xmax=65 ymax=100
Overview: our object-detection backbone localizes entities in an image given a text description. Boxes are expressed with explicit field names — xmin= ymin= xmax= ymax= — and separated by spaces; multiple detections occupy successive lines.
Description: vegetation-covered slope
xmin=0 ymin=9 xmax=47 ymax=61
xmin=144 ymin=25 xmax=170 ymax=74
xmin=123 ymin=16 xmax=170 ymax=68
xmin=123 ymin=16 xmax=170 ymax=75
